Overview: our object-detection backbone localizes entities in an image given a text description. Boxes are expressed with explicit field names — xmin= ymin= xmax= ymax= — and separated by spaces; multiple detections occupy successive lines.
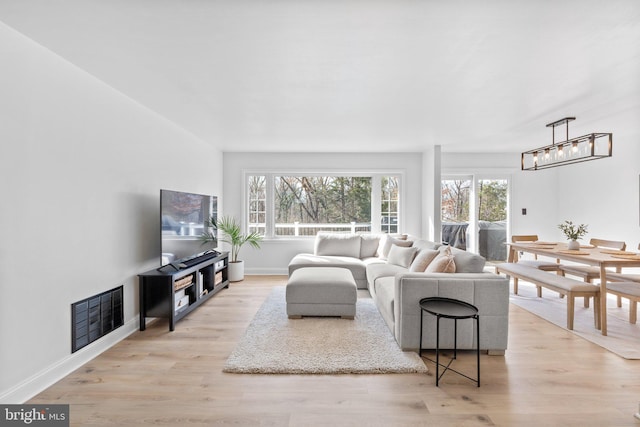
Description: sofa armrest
xmin=393 ymin=272 xmax=509 ymax=351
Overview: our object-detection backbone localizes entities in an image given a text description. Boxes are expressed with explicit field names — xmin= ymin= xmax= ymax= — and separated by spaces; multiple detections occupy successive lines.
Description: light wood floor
xmin=31 ymin=276 xmax=640 ymax=426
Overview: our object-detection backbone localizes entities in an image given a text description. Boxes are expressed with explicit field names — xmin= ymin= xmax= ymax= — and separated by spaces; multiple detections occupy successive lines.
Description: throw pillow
xmin=425 ymin=246 xmax=456 ymax=273
xmin=387 ymin=245 xmax=418 ymax=268
xmin=441 ymin=245 xmax=486 ymax=273
xmin=378 ymin=235 xmax=413 ymax=260
xmin=409 ymin=249 xmax=440 ymax=272
xmin=359 ymin=234 xmax=382 ymax=258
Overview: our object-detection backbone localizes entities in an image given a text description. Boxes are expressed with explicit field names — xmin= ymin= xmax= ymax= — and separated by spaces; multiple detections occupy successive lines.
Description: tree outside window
xmin=274 ymin=176 xmax=372 ymax=236
xmin=247 ymin=174 xmax=400 ymax=237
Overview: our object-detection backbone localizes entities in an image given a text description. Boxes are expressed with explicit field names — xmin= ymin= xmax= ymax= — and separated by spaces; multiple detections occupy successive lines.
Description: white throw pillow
xmin=378 ymin=235 xmax=413 ymax=260
xmin=387 ymin=245 xmax=418 ymax=268
xmin=359 ymin=234 xmax=382 ymax=258
xmin=409 ymin=249 xmax=440 ymax=272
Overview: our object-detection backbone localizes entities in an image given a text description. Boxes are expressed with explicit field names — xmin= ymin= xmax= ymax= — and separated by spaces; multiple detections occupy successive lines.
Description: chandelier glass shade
xmin=521 ymin=117 xmax=612 ymax=171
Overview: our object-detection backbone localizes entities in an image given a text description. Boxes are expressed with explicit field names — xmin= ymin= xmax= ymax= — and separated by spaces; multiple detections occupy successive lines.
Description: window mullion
xmin=371 ymin=175 xmax=382 ymax=233
xmin=266 ymin=173 xmax=275 ymax=238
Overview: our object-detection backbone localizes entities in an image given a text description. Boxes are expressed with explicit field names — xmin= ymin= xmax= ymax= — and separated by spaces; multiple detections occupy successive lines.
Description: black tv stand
xmin=139 ymin=252 xmax=229 ymax=331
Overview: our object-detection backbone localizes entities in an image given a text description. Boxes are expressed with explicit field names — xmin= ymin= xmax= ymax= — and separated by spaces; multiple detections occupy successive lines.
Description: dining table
xmin=506 ymin=241 xmax=640 ymax=336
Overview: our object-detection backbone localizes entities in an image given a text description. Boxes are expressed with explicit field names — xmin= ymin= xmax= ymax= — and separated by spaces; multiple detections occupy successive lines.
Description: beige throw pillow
xmin=387 ymin=245 xmax=418 ymax=268
xmin=409 ymin=249 xmax=440 ymax=272
xmin=425 ymin=247 xmax=456 ymax=273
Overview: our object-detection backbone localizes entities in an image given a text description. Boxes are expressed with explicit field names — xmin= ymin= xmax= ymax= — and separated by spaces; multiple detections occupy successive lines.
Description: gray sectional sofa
xmin=288 ymin=232 xmax=510 ymax=354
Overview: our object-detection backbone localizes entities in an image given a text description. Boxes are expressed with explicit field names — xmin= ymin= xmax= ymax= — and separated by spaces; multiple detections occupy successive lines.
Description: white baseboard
xmin=0 ymin=318 xmax=139 ymax=404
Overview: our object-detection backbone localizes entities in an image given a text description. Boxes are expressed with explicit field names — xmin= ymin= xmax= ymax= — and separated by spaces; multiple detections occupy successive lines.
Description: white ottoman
xmin=286 ymin=267 xmax=357 ymax=319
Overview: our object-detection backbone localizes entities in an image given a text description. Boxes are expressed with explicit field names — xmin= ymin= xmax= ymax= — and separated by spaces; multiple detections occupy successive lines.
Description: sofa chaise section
xmin=288 ymin=232 xmax=388 ymax=289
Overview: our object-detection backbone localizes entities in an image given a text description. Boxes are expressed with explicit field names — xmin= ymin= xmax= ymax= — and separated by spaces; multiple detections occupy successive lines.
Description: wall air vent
xmin=71 ymin=286 xmax=123 ymax=353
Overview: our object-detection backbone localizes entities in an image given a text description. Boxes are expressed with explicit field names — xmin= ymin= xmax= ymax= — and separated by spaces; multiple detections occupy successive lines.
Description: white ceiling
xmin=1 ymin=0 xmax=639 ymax=153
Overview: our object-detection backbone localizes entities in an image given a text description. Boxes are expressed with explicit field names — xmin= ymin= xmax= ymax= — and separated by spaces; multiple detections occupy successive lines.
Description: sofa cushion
xmin=373 ymin=276 xmax=396 ymax=329
xmin=445 ymin=245 xmax=486 ymax=273
xmin=409 ymin=249 xmax=440 ymax=272
xmin=291 ymin=255 xmax=370 ymax=289
xmin=426 ymin=247 xmax=456 ymax=273
xmin=359 ymin=234 xmax=383 ymax=258
xmin=314 ymin=233 xmax=361 ymax=258
xmin=387 ymin=245 xmax=418 ymax=268
xmin=378 ymin=235 xmax=413 ymax=260
xmin=365 ymin=263 xmax=406 ymax=290
xmin=361 ymin=256 xmax=387 ymax=267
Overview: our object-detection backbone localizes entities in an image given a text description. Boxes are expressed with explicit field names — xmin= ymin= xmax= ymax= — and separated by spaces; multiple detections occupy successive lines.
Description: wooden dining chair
xmin=560 ymin=238 xmax=626 ymax=307
xmin=511 ymin=235 xmax=562 ymax=272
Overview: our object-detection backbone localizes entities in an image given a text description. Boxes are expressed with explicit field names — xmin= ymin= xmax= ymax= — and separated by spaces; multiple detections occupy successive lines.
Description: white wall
xmin=0 ymin=23 xmax=223 ymax=402
xmin=222 ymin=152 xmax=424 ymax=274
xmin=423 ymin=145 xmax=441 ymax=242
xmin=555 ymin=118 xmax=640 ymax=247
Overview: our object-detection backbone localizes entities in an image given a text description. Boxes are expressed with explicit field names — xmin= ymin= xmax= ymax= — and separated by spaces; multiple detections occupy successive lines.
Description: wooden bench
xmin=605 ymin=282 xmax=640 ymax=324
xmin=495 ymin=262 xmax=600 ymax=330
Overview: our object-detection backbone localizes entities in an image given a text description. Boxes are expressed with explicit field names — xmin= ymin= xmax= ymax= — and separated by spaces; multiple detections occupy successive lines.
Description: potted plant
xmin=202 ymin=215 xmax=262 ymax=282
xmin=558 ymin=220 xmax=588 ymax=250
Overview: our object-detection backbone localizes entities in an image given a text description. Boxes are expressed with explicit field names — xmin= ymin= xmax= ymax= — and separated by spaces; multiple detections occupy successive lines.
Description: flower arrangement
xmin=558 ymin=220 xmax=588 ymax=241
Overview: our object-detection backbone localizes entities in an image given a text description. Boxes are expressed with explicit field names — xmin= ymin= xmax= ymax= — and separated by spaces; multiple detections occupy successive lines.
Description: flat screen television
xmin=160 ymin=189 xmax=218 ymax=267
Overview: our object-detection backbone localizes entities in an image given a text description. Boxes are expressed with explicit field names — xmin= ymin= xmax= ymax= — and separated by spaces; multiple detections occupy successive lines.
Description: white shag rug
xmin=510 ymin=281 xmax=640 ymax=359
xmin=223 ymin=286 xmax=428 ymax=374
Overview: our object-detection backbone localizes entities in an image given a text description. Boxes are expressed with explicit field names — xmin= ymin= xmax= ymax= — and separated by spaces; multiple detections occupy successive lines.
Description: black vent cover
xmin=71 ymin=286 xmax=123 ymax=353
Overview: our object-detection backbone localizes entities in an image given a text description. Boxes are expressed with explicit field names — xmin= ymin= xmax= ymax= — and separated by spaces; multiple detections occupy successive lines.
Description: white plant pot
xmin=227 ymin=260 xmax=245 ymax=282
xmin=567 ymin=240 xmax=580 ymax=250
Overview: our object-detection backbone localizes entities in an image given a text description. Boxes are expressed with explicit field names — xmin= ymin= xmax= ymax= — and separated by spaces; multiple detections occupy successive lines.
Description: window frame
xmin=441 ymin=169 xmax=512 ymax=256
xmin=244 ymin=170 xmax=405 ymax=240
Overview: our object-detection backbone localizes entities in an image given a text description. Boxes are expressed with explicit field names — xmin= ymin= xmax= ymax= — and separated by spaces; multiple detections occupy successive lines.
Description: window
xmin=477 ymin=179 xmax=507 ymax=223
xmin=247 ymin=173 xmax=401 ymax=237
xmin=441 ymin=179 xmax=471 ymax=224
xmin=248 ymin=176 xmax=266 ymax=235
xmin=441 ymin=175 xmax=509 ymax=261
xmin=381 ymin=176 xmax=399 ymax=234
xmin=441 ymin=178 xmax=472 ymax=250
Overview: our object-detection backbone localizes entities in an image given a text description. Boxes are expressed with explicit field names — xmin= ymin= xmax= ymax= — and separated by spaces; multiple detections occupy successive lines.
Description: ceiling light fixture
xmin=521 ymin=117 xmax=612 ymax=171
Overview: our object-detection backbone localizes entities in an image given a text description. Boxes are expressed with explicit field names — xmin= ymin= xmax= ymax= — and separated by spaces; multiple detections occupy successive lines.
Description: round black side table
xmin=418 ymin=297 xmax=480 ymax=387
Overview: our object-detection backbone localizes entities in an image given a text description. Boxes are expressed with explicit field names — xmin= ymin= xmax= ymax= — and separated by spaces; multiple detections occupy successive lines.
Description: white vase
xmin=567 ymin=240 xmax=580 ymax=250
xmin=227 ymin=260 xmax=245 ymax=282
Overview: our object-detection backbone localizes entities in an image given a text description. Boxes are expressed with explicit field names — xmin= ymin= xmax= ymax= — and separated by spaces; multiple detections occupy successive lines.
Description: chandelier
xmin=521 ymin=117 xmax=612 ymax=171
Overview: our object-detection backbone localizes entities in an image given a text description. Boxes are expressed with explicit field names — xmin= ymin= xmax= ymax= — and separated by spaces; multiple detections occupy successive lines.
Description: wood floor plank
xmin=29 ymin=275 xmax=640 ymax=426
